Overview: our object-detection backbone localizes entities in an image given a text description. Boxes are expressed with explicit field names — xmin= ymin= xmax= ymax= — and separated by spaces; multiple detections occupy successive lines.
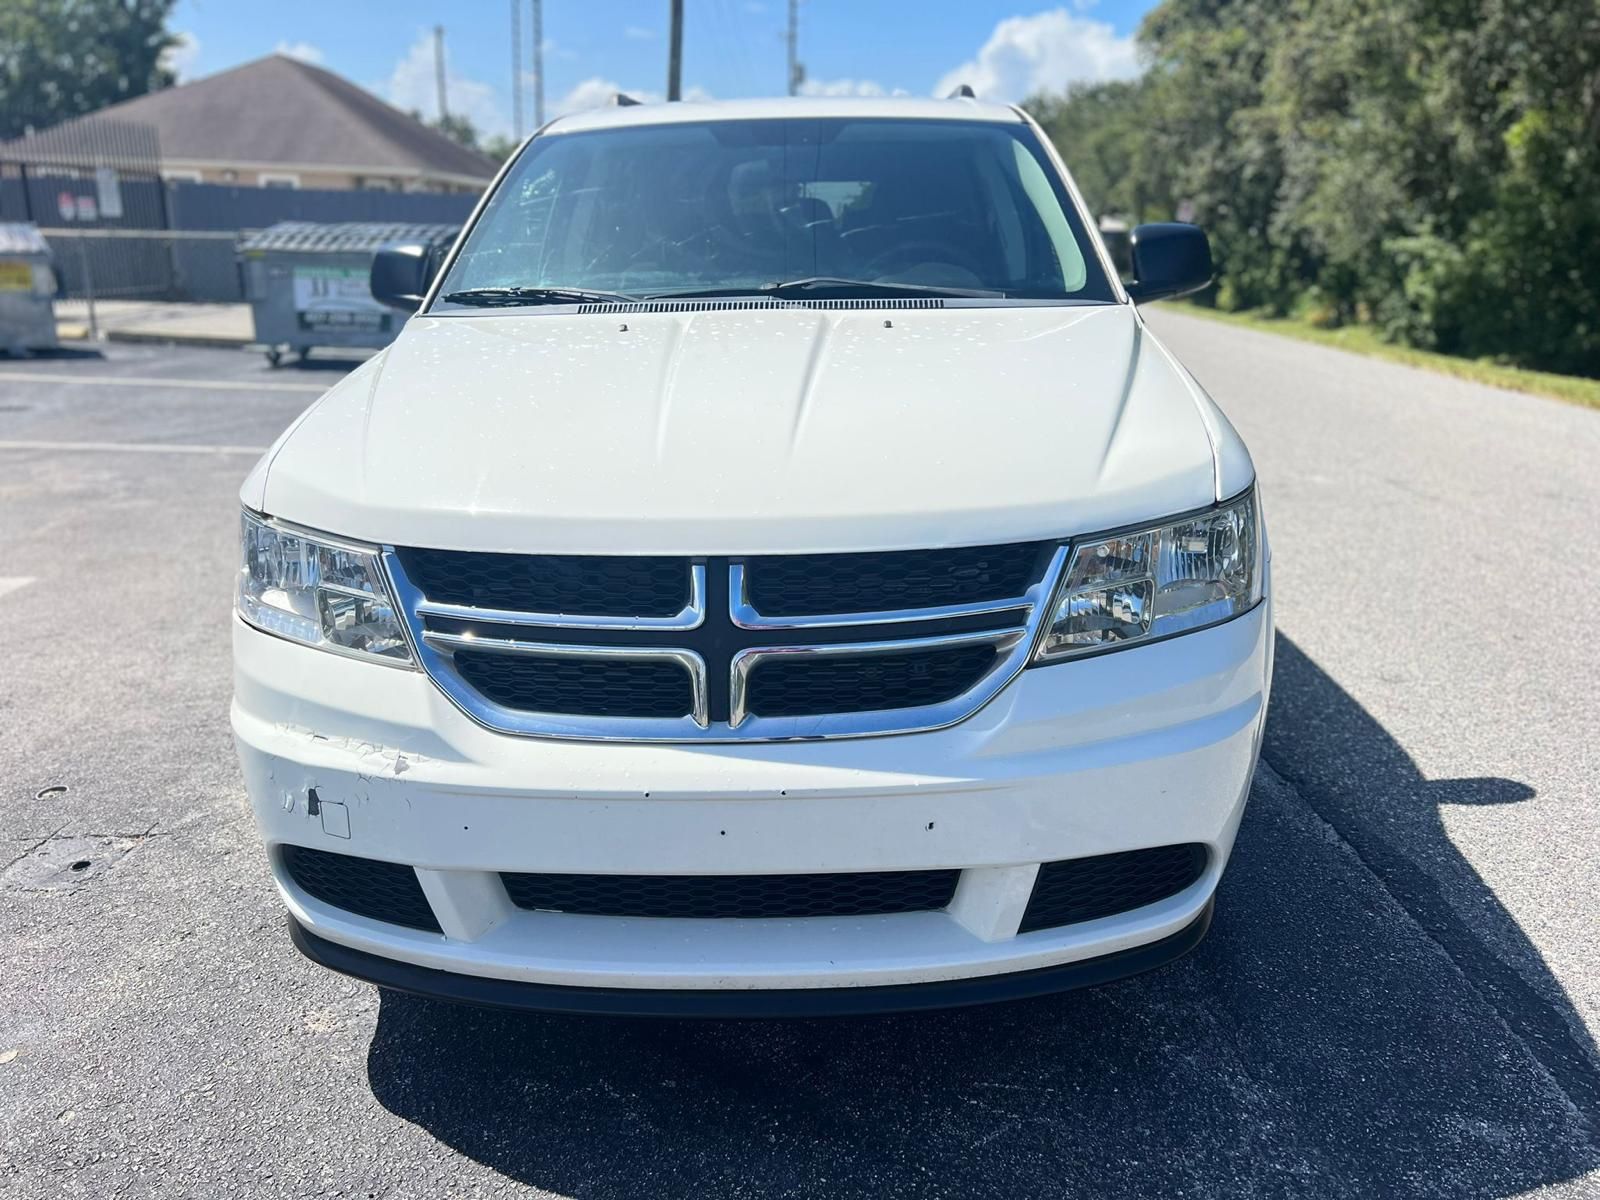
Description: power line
xmin=668 ymin=0 xmax=684 ymax=102
xmin=433 ymin=25 xmax=448 ymax=120
xmin=787 ymin=0 xmax=804 ymax=96
xmin=531 ymin=0 xmax=545 ymax=126
xmin=510 ymin=0 xmax=523 ymax=138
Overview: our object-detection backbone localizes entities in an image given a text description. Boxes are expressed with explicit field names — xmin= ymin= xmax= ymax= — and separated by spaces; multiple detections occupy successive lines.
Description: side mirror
xmin=370 ymin=243 xmax=440 ymax=312
xmin=1125 ymin=222 xmax=1213 ymax=304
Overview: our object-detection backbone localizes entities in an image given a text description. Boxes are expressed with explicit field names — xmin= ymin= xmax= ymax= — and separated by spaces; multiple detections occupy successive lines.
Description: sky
xmin=165 ymin=1 xmax=1158 ymax=140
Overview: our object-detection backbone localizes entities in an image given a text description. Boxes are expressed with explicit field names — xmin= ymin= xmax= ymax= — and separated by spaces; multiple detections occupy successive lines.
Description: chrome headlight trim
xmin=236 ymin=510 xmax=417 ymax=669
xmin=1031 ymin=487 xmax=1263 ymax=666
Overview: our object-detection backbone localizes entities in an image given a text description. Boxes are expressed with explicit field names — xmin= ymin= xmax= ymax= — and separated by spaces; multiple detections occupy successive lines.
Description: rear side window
xmin=439 ymin=117 xmax=1115 ymax=304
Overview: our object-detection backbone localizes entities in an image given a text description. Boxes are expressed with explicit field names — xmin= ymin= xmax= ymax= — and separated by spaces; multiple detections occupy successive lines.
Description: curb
xmin=103 ymin=329 xmax=253 ymax=349
xmin=54 ymin=324 xmax=252 ymax=350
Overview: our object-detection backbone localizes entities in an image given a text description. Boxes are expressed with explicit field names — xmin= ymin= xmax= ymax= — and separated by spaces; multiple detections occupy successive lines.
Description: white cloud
xmin=381 ymin=31 xmax=509 ymax=137
xmin=933 ymin=9 xmax=1139 ymax=103
xmin=275 ymin=41 xmax=325 ymax=65
xmin=162 ymin=32 xmax=201 ymax=81
xmin=551 ymin=77 xmax=712 ymax=116
xmin=798 ymin=78 xmax=909 ymax=98
xmin=275 ymin=41 xmax=324 ymax=65
xmin=553 ymin=77 xmax=646 ymax=115
xmin=624 ymin=26 xmax=656 ymax=41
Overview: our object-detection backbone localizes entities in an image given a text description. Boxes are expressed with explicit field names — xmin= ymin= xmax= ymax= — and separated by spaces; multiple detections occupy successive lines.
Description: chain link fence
xmin=1 ymin=112 xmax=480 ymax=324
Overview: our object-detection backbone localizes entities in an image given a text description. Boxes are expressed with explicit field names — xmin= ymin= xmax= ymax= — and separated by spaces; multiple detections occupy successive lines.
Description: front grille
xmin=453 ymin=650 xmax=694 ymax=719
xmin=745 ymin=643 xmax=999 ymax=718
xmin=394 ymin=548 xmax=688 ymax=616
xmin=500 ymin=869 xmax=960 ymax=919
xmin=281 ymin=845 xmax=440 ymax=933
xmin=1019 ymin=844 xmax=1207 ymax=934
xmin=744 ymin=542 xmax=1045 ymax=617
xmin=393 ymin=539 xmax=1062 ymax=739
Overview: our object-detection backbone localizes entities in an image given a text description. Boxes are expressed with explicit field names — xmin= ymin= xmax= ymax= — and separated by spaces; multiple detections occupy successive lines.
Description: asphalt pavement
xmin=1 ymin=316 xmax=1596 ymax=1198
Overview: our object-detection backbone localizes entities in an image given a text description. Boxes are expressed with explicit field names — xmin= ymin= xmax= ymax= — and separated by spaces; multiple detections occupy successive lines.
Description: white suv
xmin=232 ymin=97 xmax=1270 ymax=1015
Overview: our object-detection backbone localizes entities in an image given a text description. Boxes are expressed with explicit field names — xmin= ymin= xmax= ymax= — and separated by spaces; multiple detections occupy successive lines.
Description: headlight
xmin=1033 ymin=490 xmax=1262 ymax=663
xmin=236 ymin=511 xmax=413 ymax=666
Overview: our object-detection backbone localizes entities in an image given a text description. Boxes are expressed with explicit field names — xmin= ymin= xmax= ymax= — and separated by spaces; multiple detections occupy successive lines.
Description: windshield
xmin=435 ymin=116 xmax=1117 ymax=305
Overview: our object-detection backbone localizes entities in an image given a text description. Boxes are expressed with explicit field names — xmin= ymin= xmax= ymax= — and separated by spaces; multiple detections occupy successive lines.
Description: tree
xmin=481 ymin=133 xmax=520 ymax=164
xmin=1027 ymin=0 xmax=1600 ymax=377
xmin=413 ymin=109 xmax=518 ymax=165
xmin=428 ymin=111 xmax=481 ymax=152
xmin=0 ymin=0 xmax=179 ymax=138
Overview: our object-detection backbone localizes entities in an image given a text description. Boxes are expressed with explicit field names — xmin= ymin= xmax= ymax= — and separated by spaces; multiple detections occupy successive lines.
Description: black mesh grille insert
xmin=454 ymin=651 xmax=694 ymax=718
xmin=500 ymin=869 xmax=959 ymax=918
xmin=746 ymin=643 xmax=998 ymax=717
xmin=281 ymin=845 xmax=440 ymax=933
xmin=1019 ymin=844 xmax=1207 ymax=934
xmin=396 ymin=548 xmax=689 ymax=617
xmin=744 ymin=542 xmax=1045 ymax=617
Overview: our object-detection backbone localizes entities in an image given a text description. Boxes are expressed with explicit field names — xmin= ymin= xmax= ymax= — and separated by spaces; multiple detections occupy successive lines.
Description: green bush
xmin=1028 ymin=0 xmax=1600 ymax=380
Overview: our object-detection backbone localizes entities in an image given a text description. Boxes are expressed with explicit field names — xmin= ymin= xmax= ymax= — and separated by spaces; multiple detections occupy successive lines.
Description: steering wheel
xmin=862 ymin=239 xmax=985 ymax=280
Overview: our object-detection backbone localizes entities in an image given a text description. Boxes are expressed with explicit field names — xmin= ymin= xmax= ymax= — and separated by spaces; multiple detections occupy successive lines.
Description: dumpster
xmin=0 ymin=223 xmax=59 ymax=356
xmin=238 ymin=221 xmax=458 ymax=365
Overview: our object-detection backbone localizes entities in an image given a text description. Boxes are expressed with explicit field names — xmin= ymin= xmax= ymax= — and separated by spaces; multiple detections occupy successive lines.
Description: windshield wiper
xmin=440 ymin=286 xmax=639 ymax=307
xmin=644 ymin=277 xmax=1003 ymax=301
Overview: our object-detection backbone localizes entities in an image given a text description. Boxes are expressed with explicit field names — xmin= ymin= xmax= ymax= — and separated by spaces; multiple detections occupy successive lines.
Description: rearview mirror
xmin=1125 ymin=223 xmax=1213 ymax=304
xmin=371 ymin=243 xmax=440 ymax=312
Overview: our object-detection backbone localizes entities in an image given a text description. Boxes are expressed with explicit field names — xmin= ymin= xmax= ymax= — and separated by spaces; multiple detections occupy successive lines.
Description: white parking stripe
xmin=0 ymin=439 xmax=268 ymax=456
xmin=0 ymin=577 xmax=36 ymax=600
xmin=0 ymin=371 xmax=326 ymax=393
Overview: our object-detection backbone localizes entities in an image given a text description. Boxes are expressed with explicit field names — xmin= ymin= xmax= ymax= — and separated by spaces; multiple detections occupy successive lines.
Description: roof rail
xmin=613 ymin=92 xmax=643 ymax=107
xmin=947 ymin=84 xmax=976 ymax=99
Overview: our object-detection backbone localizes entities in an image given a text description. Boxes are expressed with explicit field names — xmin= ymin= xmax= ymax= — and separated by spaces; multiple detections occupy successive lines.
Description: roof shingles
xmin=62 ymin=55 xmax=496 ymax=182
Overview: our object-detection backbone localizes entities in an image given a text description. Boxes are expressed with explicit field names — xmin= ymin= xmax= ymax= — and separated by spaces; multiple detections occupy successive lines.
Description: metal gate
xmin=0 ymin=115 xmax=184 ymax=302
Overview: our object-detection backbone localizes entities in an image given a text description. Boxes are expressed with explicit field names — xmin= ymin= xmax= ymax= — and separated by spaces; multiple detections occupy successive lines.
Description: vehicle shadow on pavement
xmin=8 ymin=346 xmax=104 ymax=361
xmin=365 ymin=634 xmax=1599 ymax=1198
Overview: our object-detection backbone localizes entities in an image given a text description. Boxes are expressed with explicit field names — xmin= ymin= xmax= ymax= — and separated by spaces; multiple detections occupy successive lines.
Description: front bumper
xmin=234 ymin=595 xmax=1271 ymax=1009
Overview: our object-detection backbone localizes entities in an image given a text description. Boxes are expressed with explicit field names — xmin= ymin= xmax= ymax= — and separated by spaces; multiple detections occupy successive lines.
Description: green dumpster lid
xmin=236 ymin=221 xmax=459 ymax=255
xmin=0 ymin=222 xmax=50 ymax=256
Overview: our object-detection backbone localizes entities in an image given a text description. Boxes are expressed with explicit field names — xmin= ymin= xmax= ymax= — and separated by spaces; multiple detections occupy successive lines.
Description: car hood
xmin=254 ymin=304 xmax=1243 ymax=554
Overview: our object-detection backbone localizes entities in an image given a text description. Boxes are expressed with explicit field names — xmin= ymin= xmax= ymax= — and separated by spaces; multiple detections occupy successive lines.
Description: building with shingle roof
xmin=56 ymin=54 xmax=497 ymax=193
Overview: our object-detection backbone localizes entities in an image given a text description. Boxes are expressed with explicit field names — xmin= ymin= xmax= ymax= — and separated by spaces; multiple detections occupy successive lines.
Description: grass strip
xmin=1166 ymin=303 xmax=1600 ymax=412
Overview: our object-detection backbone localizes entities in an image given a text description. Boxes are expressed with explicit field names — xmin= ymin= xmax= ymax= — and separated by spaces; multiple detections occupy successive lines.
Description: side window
xmin=1010 ymin=140 xmax=1088 ymax=292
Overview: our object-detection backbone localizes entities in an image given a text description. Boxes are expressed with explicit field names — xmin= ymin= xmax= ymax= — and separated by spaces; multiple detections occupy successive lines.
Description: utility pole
xmin=787 ymin=0 xmax=803 ymax=95
xmin=531 ymin=0 xmax=545 ymax=126
xmin=667 ymin=0 xmax=684 ymax=101
xmin=511 ymin=0 xmax=523 ymax=138
xmin=434 ymin=25 xmax=448 ymax=120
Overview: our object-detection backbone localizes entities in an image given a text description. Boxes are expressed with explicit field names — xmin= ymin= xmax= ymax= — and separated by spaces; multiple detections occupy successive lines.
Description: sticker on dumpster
xmin=291 ymin=265 xmax=390 ymax=332
xmin=0 ymin=262 xmax=32 ymax=292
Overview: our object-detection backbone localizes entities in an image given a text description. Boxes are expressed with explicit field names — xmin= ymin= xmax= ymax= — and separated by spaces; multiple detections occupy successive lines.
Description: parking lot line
xmin=0 ymin=577 xmax=35 ymax=600
xmin=0 ymin=371 xmax=327 ymax=394
xmin=0 ymin=439 xmax=268 ymax=456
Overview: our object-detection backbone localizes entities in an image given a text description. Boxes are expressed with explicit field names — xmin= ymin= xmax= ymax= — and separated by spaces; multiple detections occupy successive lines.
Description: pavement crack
xmin=1 ymin=825 xmax=68 ymax=873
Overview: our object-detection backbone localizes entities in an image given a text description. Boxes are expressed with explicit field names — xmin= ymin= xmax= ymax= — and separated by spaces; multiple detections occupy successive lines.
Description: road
xmin=1 ymin=315 xmax=1597 ymax=1199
